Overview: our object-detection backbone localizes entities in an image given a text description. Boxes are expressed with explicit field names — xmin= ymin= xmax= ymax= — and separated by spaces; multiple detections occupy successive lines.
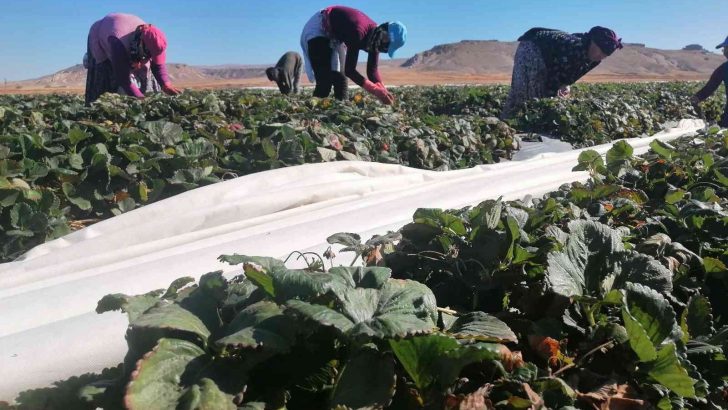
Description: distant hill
xmin=403 ymin=40 xmax=517 ymax=74
xmin=14 ymin=63 xmax=213 ymax=88
xmin=402 ymin=40 xmax=725 ymax=78
xmin=199 ymin=65 xmax=267 ymax=79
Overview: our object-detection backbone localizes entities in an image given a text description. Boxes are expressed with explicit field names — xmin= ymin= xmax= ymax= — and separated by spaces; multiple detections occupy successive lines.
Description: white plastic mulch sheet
xmin=0 ymin=120 xmax=704 ymax=399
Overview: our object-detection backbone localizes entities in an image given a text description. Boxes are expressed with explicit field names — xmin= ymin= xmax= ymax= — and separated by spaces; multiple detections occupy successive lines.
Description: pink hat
xmin=142 ymin=25 xmax=167 ymax=65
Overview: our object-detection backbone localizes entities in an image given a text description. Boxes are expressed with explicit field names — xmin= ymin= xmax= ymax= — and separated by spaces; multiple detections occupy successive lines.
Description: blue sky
xmin=1 ymin=0 xmax=727 ymax=81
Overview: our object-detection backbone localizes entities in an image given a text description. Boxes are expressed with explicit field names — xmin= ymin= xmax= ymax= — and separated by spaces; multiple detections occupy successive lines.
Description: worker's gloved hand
xmin=363 ymin=80 xmax=394 ymax=105
xmin=375 ymin=82 xmax=395 ymax=101
xmin=162 ymin=83 xmax=182 ymax=96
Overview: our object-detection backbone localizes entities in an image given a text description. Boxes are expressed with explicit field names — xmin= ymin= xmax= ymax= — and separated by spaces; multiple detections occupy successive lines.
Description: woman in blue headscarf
xmin=300 ymin=5 xmax=406 ymax=104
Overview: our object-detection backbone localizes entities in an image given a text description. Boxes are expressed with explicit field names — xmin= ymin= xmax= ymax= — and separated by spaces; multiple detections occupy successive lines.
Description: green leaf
xmin=178 ymin=379 xmax=236 ymax=410
xmin=606 ymin=140 xmax=634 ymax=175
xmin=609 ymin=251 xmax=673 ymax=294
xmin=545 ymin=220 xmax=623 ymax=298
xmin=96 ymin=291 xmax=162 ymax=322
xmin=0 ymin=189 xmax=20 ymax=208
xmin=316 ymin=147 xmax=337 ymax=162
xmin=471 ymin=198 xmax=503 ymax=231
xmin=286 ymin=279 xmax=437 ymax=340
xmin=327 ymin=266 xmax=391 ymax=290
xmin=413 ymin=208 xmax=467 ymax=236
xmin=124 ymin=338 xmax=208 ymax=410
xmin=218 ymin=254 xmax=284 ymax=298
xmin=331 ymin=347 xmax=396 ymax=410
xmin=326 ymin=232 xmax=362 ymax=248
xmin=215 ymin=301 xmax=300 ymax=355
xmin=447 ymin=311 xmax=518 ymax=343
xmin=438 ymin=342 xmax=511 ymax=388
xmin=547 ymin=220 xmax=671 ymax=299
xmin=61 ymin=182 xmax=92 ymax=210
xmin=664 ymin=188 xmax=686 ymax=205
xmin=269 ymin=266 xmax=391 ymax=302
xmin=162 ymin=277 xmax=196 ymax=299
xmin=714 ymin=168 xmax=728 ymax=187
xmin=534 ymin=378 xmax=577 ymax=408
xmin=572 ymin=149 xmax=605 ymax=173
xmin=389 ymin=334 xmax=460 ymax=390
xmin=704 ymin=257 xmax=727 ymax=274
xmin=131 ymin=302 xmax=211 ymax=348
xmin=504 ymin=215 xmax=521 ymax=262
xmin=622 ymin=308 xmax=657 ymax=362
xmin=261 ymin=137 xmax=277 ymax=159
xmin=176 ymin=139 xmax=216 ymax=159
xmin=68 ymin=127 xmax=90 ymax=145
xmin=650 ymin=140 xmax=676 ymax=160
xmin=117 ymin=197 xmax=136 ymax=213
xmin=238 ymin=403 xmax=266 ymax=410
xmin=390 ymin=334 xmax=508 ymax=390
xmin=143 ymin=121 xmax=185 ymax=146
xmin=623 ymin=283 xmax=680 ymax=348
xmin=681 ymin=295 xmax=714 ymax=340
xmin=647 ymin=343 xmax=696 ymax=398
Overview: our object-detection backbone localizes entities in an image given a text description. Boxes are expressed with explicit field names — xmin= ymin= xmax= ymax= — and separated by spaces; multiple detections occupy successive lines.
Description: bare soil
xmin=0 ymin=69 xmax=707 ymax=96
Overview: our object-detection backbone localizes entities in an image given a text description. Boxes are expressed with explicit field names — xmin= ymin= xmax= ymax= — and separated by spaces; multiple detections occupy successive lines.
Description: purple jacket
xmin=326 ymin=6 xmax=382 ymax=86
xmin=88 ymin=13 xmax=170 ymax=97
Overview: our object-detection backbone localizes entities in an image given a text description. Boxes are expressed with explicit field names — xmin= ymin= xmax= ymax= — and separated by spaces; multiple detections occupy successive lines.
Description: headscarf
xmin=142 ymin=25 xmax=168 ymax=64
xmin=387 ymin=21 xmax=407 ymax=58
xmin=588 ymin=26 xmax=623 ymax=56
xmin=367 ymin=23 xmax=389 ymax=54
xmin=129 ymin=24 xmax=168 ymax=66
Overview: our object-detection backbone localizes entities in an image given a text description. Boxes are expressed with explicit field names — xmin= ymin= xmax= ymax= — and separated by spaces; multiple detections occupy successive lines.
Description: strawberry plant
xmin=7 ymin=128 xmax=724 ymax=409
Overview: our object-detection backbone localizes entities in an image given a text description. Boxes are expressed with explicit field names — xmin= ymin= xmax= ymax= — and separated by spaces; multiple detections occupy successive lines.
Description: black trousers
xmin=307 ymin=37 xmax=347 ymax=100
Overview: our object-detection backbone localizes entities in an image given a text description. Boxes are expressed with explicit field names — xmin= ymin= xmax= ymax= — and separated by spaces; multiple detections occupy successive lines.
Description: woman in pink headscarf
xmin=85 ymin=13 xmax=181 ymax=104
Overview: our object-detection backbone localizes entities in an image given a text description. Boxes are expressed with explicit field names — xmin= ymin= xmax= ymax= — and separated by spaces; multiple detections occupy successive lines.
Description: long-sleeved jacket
xmin=273 ymin=52 xmax=303 ymax=94
xmin=325 ymin=6 xmax=382 ymax=86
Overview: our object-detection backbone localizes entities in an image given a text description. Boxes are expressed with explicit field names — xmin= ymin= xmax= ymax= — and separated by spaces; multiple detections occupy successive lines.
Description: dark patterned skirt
xmin=501 ymin=41 xmax=548 ymax=119
xmin=84 ymin=49 xmax=160 ymax=105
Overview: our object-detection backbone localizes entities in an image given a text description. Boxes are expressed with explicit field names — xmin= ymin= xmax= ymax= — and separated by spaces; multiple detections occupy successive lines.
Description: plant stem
xmin=553 ymin=340 xmax=616 ymax=377
xmin=437 ymin=307 xmax=460 ymax=316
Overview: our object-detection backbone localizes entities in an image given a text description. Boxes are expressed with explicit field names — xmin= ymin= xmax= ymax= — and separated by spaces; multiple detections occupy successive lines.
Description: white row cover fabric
xmin=0 ymin=119 xmax=705 ymax=399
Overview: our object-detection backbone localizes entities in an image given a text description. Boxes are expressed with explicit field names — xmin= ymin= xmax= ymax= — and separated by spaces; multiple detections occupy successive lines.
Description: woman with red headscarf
xmin=85 ymin=13 xmax=181 ymax=104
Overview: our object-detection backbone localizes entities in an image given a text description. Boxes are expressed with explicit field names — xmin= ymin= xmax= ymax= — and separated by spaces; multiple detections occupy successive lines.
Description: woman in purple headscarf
xmin=85 ymin=13 xmax=181 ymax=104
xmin=501 ymin=26 xmax=623 ymax=119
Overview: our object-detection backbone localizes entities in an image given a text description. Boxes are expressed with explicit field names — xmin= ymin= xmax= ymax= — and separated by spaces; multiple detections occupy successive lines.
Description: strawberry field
xmin=0 ymin=83 xmax=723 ymax=262
xmin=1 ymin=83 xmax=728 ymax=409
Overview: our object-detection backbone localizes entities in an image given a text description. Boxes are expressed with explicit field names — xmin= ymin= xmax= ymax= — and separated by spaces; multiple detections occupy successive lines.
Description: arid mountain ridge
xmin=8 ymin=40 xmax=723 ymax=90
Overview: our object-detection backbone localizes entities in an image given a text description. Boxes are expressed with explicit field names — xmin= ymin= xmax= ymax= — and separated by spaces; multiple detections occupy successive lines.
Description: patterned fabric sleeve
xmin=525 ymin=30 xmax=599 ymax=96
